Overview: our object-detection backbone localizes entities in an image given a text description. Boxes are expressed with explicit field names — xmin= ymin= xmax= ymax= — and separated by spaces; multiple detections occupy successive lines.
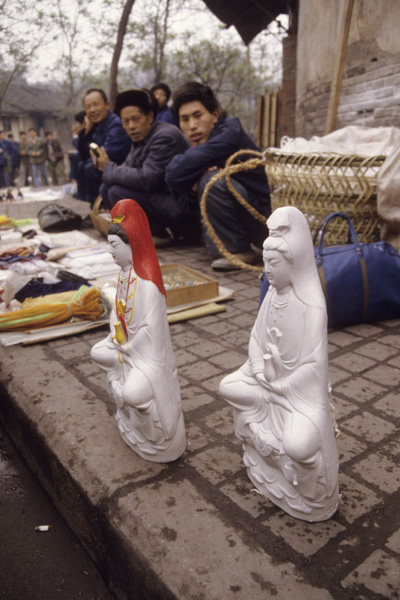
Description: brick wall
xmin=295 ymin=0 xmax=400 ymax=139
xmin=297 ymin=53 xmax=400 ymax=138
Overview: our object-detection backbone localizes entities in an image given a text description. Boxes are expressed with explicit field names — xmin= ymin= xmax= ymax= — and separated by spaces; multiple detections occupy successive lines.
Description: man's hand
xmin=71 ymin=122 xmax=84 ymax=136
xmin=90 ymin=146 xmax=109 ymax=171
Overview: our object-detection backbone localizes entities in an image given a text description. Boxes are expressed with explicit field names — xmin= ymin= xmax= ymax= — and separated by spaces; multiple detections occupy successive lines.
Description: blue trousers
xmin=32 ymin=162 xmax=48 ymax=187
xmin=197 ymin=171 xmax=269 ymax=255
xmin=101 ymin=183 xmax=187 ymax=239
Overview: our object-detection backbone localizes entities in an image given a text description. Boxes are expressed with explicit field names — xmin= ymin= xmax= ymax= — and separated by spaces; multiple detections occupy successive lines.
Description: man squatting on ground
xmin=166 ymin=81 xmax=271 ymax=271
xmin=94 ymin=88 xmax=198 ymax=246
xmin=76 ymin=89 xmax=131 ymax=205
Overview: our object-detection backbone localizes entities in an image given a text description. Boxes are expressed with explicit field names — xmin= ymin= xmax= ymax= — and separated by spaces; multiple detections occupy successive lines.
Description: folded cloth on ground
xmin=15 ymin=278 xmax=90 ymax=303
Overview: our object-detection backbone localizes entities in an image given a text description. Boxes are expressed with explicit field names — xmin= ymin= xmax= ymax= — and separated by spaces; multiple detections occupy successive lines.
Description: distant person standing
xmin=6 ymin=134 xmax=20 ymax=186
xmin=151 ymin=83 xmax=176 ymax=125
xmin=27 ymin=128 xmax=48 ymax=187
xmin=0 ymin=131 xmax=10 ymax=186
xmin=0 ymin=132 xmax=6 ymax=188
xmin=45 ymin=131 xmax=64 ymax=185
xmin=17 ymin=131 xmax=31 ymax=187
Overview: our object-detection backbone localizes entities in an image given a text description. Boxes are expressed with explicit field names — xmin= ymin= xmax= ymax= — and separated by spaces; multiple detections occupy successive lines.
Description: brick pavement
xmin=0 ymin=206 xmax=399 ymax=599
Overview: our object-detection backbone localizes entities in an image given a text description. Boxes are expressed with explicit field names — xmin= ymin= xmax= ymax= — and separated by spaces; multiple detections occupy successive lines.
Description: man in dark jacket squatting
xmin=94 ymin=88 xmax=194 ymax=247
xmin=77 ymin=88 xmax=131 ymax=205
xmin=165 ymin=81 xmax=271 ymax=271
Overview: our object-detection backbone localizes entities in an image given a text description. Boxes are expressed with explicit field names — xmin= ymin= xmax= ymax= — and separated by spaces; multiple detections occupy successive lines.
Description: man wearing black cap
xmin=94 ymin=88 xmax=193 ymax=246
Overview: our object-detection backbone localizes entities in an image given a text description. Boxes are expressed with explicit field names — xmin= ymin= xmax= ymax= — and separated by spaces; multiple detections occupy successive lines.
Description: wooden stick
xmin=325 ymin=0 xmax=354 ymax=134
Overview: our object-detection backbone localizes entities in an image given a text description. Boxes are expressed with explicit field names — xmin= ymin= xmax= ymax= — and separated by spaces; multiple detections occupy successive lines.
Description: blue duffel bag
xmin=259 ymin=211 xmax=400 ymax=328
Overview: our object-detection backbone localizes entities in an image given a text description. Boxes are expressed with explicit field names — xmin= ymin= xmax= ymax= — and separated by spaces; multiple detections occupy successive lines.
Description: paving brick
xmin=334 ymin=376 xmax=386 ymax=404
xmin=386 ymin=530 xmax=400 ymax=554
xmin=332 ymin=395 xmax=359 ymax=419
xmin=201 ymin=405 xmax=235 ymax=436
xmin=355 ymin=341 xmax=398 ymax=361
xmin=76 ymin=357 xmax=106 ymax=377
xmin=328 ymin=342 xmax=339 ymax=353
xmin=173 ymin=347 xmax=199 ymax=367
xmin=229 ymin=311 xmax=259 ymax=329
xmin=364 ymin=364 xmax=400 ymax=387
xmin=338 ymin=474 xmax=381 ymax=523
xmin=329 ymin=365 xmax=353 ymax=386
xmin=187 ymin=444 xmax=243 ymax=484
xmin=340 ymin=411 xmax=396 ymax=444
xmin=181 ymin=386 xmax=215 ymax=412
xmin=209 ymin=349 xmax=246 ymax=370
xmin=380 ymin=334 xmax=400 ymax=350
xmin=171 ymin=330 xmax=198 ymax=348
xmin=220 ymin=474 xmax=273 ymax=519
xmin=220 ymin=329 xmax=250 ymax=348
xmin=185 ymin=422 xmax=216 ymax=453
xmin=231 ymin=298 xmax=259 ymax=314
xmin=328 ymin=331 xmax=362 ymax=347
xmin=373 ymin=392 xmax=400 ymax=419
xmin=201 ymin=373 xmax=228 ymax=393
xmin=383 ymin=319 xmax=400 ymax=328
xmin=52 ymin=339 xmax=90 ymax=360
xmin=352 ymin=452 xmax=400 ymax=494
xmin=189 ymin=339 xmax=228 ymax=359
xmin=336 ymin=432 xmax=368 ymax=464
xmin=389 ymin=354 xmax=400 ymax=369
xmin=200 ymin=321 xmax=241 ymax=337
xmin=344 ymin=323 xmax=386 ymax=338
xmin=178 ymin=359 xmax=223 ymax=382
xmin=331 ymin=352 xmax=377 ymax=374
xmin=342 ymin=549 xmax=400 ymax=599
xmin=265 ymin=511 xmax=346 ymax=556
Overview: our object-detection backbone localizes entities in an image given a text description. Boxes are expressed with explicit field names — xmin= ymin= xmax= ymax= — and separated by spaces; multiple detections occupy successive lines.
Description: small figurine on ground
xmin=219 ymin=206 xmax=339 ymax=521
xmin=91 ymin=199 xmax=186 ymax=462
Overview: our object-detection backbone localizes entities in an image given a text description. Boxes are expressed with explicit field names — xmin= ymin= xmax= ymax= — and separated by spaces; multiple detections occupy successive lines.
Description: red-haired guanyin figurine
xmin=91 ymin=199 xmax=186 ymax=462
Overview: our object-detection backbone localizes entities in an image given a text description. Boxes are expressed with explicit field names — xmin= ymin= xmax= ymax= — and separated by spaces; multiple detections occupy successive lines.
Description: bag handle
xmin=314 ymin=212 xmax=363 ymax=265
xmin=314 ymin=212 xmax=369 ymax=321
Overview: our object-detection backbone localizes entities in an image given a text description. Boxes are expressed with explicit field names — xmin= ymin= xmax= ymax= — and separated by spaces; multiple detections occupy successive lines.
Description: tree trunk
xmin=109 ymin=0 xmax=136 ymax=107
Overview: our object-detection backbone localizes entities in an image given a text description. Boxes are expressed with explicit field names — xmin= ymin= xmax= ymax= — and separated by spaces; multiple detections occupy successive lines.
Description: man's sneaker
xmin=211 ymin=251 xmax=257 ymax=272
xmin=152 ymin=235 xmax=173 ymax=249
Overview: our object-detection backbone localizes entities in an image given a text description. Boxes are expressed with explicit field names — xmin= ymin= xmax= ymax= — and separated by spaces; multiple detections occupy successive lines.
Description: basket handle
xmin=314 ymin=212 xmax=362 ymax=265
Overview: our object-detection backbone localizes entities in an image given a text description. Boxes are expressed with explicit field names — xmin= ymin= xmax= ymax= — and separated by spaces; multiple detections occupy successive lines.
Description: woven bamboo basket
xmin=89 ymin=195 xmax=111 ymax=237
xmin=264 ymin=150 xmax=387 ymax=245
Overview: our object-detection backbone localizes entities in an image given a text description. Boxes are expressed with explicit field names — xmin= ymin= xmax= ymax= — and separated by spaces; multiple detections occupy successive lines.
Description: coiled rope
xmin=199 ymin=149 xmax=269 ymax=272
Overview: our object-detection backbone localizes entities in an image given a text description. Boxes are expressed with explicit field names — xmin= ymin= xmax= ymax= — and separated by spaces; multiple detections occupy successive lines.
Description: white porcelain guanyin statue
xmin=220 ymin=206 xmax=339 ymax=521
xmin=91 ymin=199 xmax=186 ymax=462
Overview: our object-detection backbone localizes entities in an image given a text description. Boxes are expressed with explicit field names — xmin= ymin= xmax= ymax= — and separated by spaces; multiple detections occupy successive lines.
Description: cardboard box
xmin=161 ymin=263 xmax=219 ymax=307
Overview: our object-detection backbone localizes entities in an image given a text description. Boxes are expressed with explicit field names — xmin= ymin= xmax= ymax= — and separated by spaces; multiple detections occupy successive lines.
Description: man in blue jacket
xmin=94 ymin=88 xmax=195 ymax=247
xmin=165 ymin=81 xmax=271 ymax=271
xmin=76 ymin=89 xmax=131 ymax=205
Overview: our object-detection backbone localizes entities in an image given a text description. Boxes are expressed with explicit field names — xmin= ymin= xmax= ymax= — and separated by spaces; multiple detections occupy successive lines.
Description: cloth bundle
xmin=0 ymin=285 xmax=106 ymax=331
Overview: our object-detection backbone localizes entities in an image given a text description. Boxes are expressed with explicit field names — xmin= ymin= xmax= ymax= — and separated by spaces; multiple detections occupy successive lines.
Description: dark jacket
xmin=44 ymin=139 xmax=63 ymax=162
xmin=102 ymin=120 xmax=189 ymax=194
xmin=0 ymin=141 xmax=5 ymax=168
xmin=165 ymin=117 xmax=270 ymax=212
xmin=156 ymin=106 xmax=176 ymax=125
xmin=79 ymin=110 xmax=131 ymax=166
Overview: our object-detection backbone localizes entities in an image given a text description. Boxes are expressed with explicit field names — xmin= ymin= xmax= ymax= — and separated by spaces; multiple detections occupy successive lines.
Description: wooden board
xmin=161 ymin=263 xmax=219 ymax=307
